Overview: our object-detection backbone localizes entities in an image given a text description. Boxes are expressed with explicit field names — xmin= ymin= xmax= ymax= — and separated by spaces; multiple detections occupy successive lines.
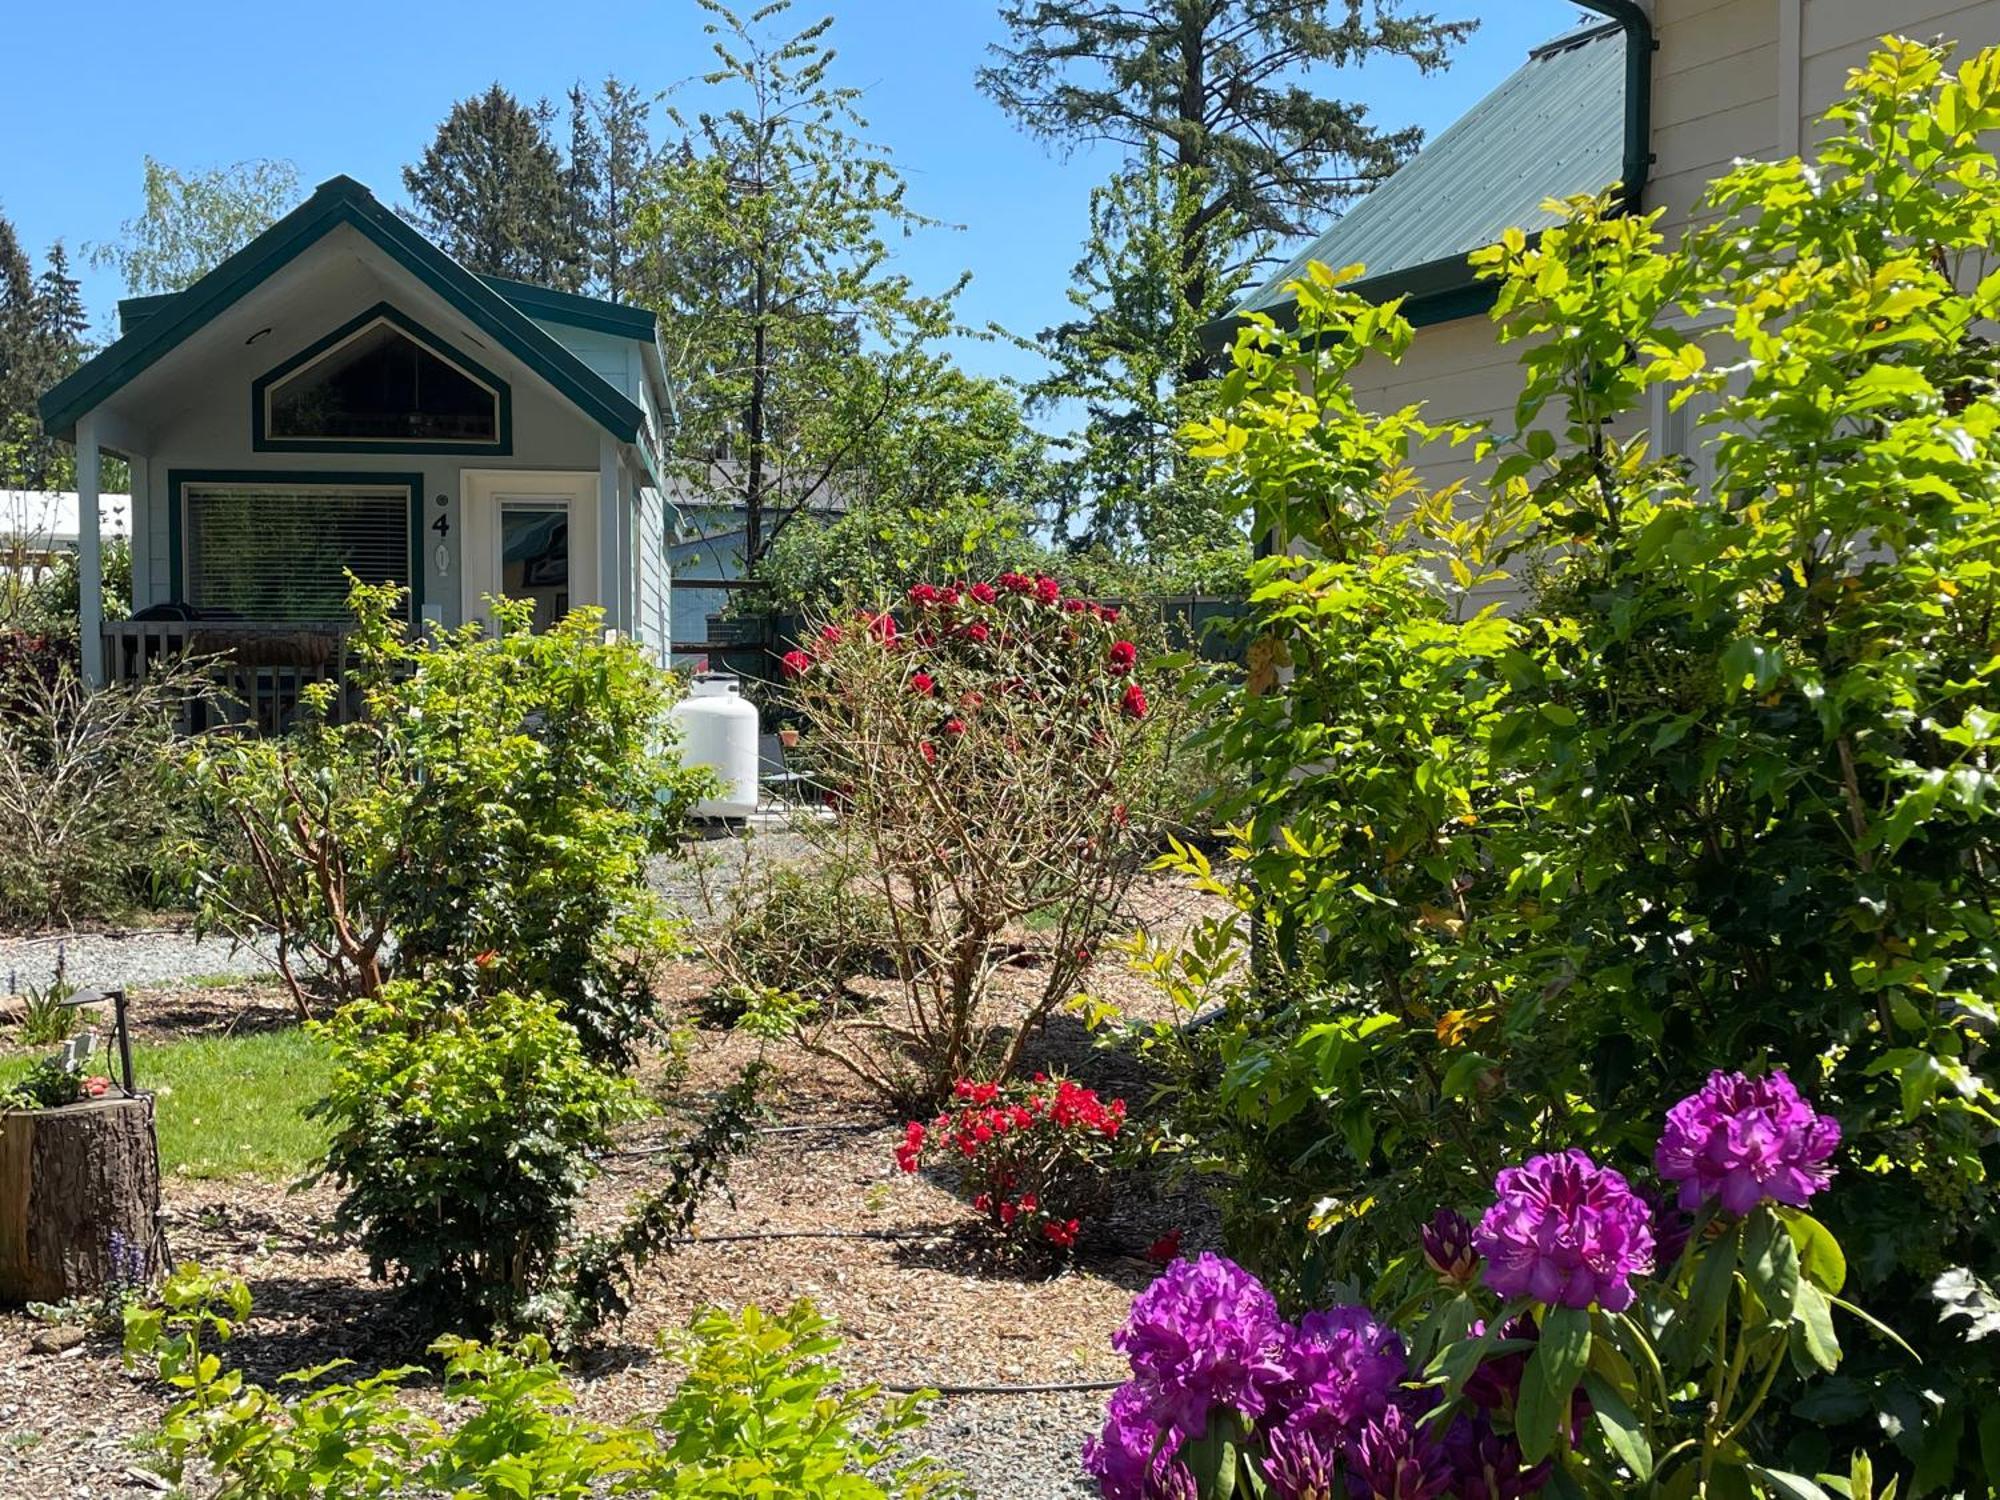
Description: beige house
xmin=1224 ymin=0 xmax=2000 ymax=518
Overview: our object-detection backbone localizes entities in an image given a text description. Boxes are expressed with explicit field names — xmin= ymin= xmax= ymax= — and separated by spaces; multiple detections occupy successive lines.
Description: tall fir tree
xmin=633 ymin=0 xmax=966 ymax=565
xmin=0 ymin=222 xmax=95 ymax=493
xmin=978 ymin=0 xmax=1474 ymax=321
xmin=402 ymin=85 xmax=585 ymax=289
xmin=1031 ymin=148 xmax=1252 ymax=551
xmin=590 ymin=79 xmax=656 ymax=301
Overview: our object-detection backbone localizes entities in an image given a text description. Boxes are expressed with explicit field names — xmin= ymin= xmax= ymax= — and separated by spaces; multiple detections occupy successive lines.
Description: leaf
xmin=1932 ymin=1266 xmax=2000 ymax=1341
xmin=1582 ymin=1370 xmax=1653 ymax=1480
xmin=1742 ymin=1206 xmax=1802 ymax=1323
xmin=1784 ymin=1212 xmax=1848 ymax=1295
xmin=1748 ymin=1465 xmax=1835 ymax=1500
xmin=1517 ymin=1305 xmax=1591 ymax=1463
xmin=1792 ymin=1282 xmax=1843 ymax=1372
xmin=1669 ymin=1221 xmax=1741 ymax=1364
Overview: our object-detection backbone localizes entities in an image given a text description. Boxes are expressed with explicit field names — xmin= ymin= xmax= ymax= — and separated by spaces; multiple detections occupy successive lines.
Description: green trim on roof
xmin=250 ymin=300 xmax=515 ymax=456
xmin=477 ymin=275 xmax=657 ymax=340
xmin=41 ymin=175 xmax=645 ymax=446
xmin=116 ymin=293 xmax=178 ymax=336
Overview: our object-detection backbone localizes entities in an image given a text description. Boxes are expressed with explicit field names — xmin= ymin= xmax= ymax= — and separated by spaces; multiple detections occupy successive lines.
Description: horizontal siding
xmin=1656 ymin=42 xmax=1780 ymax=128
xmin=1803 ymin=0 xmax=2000 ymax=57
xmin=1657 ymin=0 xmax=1778 ymax=80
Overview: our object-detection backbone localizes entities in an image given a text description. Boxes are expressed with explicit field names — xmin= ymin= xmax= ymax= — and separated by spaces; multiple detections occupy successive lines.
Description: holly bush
xmin=781 ymin=574 xmax=1184 ymax=1105
xmin=1140 ymin=37 xmax=2000 ymax=1491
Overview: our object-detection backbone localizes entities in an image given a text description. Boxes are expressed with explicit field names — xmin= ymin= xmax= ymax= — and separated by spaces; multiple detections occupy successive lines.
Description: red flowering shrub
xmin=897 ymin=1074 xmax=1127 ymax=1256
xmin=782 ymin=574 xmax=1182 ymax=1102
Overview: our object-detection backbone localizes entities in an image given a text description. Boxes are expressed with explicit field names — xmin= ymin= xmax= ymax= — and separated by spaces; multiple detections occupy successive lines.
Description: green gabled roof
xmin=47 ymin=175 xmax=647 ymax=444
xmin=1221 ymin=20 xmax=1629 ymax=336
xmin=117 ymin=273 xmax=658 ymax=343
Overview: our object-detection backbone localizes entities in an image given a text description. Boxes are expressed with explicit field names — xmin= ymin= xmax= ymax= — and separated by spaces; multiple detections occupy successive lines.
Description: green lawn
xmin=0 ymin=1028 xmax=331 ymax=1180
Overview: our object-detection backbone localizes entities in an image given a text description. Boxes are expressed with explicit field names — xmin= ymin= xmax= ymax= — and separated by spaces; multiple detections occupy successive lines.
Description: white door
xmin=460 ymin=470 xmax=599 ymax=632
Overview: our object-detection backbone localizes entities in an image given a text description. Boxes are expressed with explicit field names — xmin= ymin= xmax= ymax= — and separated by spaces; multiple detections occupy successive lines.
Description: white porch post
xmin=598 ymin=433 xmax=624 ymax=636
xmin=75 ymin=414 xmax=104 ymax=688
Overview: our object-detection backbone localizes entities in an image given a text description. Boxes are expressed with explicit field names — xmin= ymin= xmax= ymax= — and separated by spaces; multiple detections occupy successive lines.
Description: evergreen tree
xmin=564 ymin=85 xmax=606 ymax=292
xmin=591 ymin=79 xmax=656 ymax=301
xmin=402 ymin=85 xmax=585 ymax=289
xmin=88 ymin=157 xmax=301 ymax=294
xmin=634 ymin=0 xmax=967 ymax=564
xmin=1031 ymin=148 xmax=1252 ymax=551
xmin=978 ymin=0 xmax=1474 ymax=316
xmin=0 ymin=222 xmax=95 ymax=493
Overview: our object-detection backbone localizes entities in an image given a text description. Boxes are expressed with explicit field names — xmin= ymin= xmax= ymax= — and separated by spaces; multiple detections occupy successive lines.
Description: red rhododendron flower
xmin=1107 ymin=640 xmax=1138 ymax=674
xmin=781 ymin=649 xmax=812 ymax=678
xmin=1064 ymin=597 xmax=1088 ymax=613
xmin=1035 ymin=575 xmax=1061 ymax=604
xmin=910 ymin=671 xmax=936 ymax=696
xmin=818 ymin=624 xmax=843 ymax=645
xmin=894 ymin=1121 xmax=925 ymax=1173
xmin=944 ymin=717 xmax=968 ymax=736
xmin=920 ymin=742 xmax=937 ymax=765
xmin=1146 ymin=1228 xmax=1185 ymax=1265
xmin=867 ymin=612 xmax=898 ymax=645
xmin=999 ymin=1199 xmax=1019 ymax=1225
xmin=1044 ymin=1218 xmax=1080 ymax=1248
xmin=970 ymin=581 xmax=998 ymax=604
xmin=965 ymin=622 xmax=990 ymax=643
xmin=1121 ymin=682 xmax=1149 ymax=719
xmin=908 ymin=583 xmax=940 ymax=607
xmin=1111 ymin=803 xmax=1129 ymax=827
xmin=940 ymin=585 xmax=962 ymax=606
xmin=1000 ymin=571 xmax=1034 ymax=594
xmin=83 ymin=1075 xmax=110 ymax=1098
xmin=1099 ymin=606 xmax=1120 ymax=623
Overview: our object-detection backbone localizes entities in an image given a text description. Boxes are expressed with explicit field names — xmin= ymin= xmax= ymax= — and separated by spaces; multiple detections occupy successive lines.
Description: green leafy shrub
xmin=125 ymin=1265 xmax=960 ymax=1499
xmin=1143 ymin=36 xmax=2000 ymax=1490
xmin=183 ymin=581 xmax=713 ymax=1057
xmin=309 ymin=981 xmax=642 ymax=1328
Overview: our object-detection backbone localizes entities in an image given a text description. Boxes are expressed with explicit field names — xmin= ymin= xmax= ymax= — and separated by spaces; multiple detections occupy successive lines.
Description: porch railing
xmin=104 ymin=619 xmax=358 ymax=735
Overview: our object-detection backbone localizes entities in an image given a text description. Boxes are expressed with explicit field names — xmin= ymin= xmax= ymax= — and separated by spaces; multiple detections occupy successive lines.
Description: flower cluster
xmin=1473 ymin=1150 xmax=1655 ymax=1313
xmin=1655 ymin=1068 xmax=1841 ymax=1215
xmin=1088 ymin=1254 xmax=1526 ymax=1500
xmin=897 ymin=1074 xmax=1127 ymax=1255
xmin=1088 ymin=1070 xmax=1848 ymax=1500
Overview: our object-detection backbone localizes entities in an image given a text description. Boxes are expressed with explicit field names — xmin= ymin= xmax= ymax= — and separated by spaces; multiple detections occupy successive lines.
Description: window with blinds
xmin=183 ymin=484 xmax=411 ymax=621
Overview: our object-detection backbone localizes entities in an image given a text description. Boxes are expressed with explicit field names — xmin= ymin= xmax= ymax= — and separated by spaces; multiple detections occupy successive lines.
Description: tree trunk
xmin=0 ymin=1096 xmax=162 ymax=1305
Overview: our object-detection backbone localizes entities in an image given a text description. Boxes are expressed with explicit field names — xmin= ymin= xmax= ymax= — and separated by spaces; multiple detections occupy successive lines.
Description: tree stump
xmin=0 ymin=1095 xmax=161 ymax=1304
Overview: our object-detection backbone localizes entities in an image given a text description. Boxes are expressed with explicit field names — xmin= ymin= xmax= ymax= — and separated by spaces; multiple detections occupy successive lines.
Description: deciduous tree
xmin=88 ymin=157 xmax=300 ymax=294
xmin=634 ymin=0 xmax=967 ymax=564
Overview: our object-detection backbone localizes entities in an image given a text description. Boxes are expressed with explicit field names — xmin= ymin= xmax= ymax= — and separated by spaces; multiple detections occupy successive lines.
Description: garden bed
xmin=0 ymin=873 xmax=1224 ymax=1500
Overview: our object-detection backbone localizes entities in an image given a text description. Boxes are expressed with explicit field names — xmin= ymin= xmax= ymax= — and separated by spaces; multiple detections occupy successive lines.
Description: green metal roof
xmin=1232 ymin=21 xmax=1628 ymax=323
xmin=118 ymin=273 xmax=656 ymax=344
xmin=48 ymin=175 xmax=646 ymax=444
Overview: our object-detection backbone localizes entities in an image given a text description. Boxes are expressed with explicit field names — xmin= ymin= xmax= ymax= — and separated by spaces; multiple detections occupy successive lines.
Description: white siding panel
xmin=1656 ymin=42 xmax=1781 ymax=127
xmin=1802 ymin=0 xmax=2000 ymax=57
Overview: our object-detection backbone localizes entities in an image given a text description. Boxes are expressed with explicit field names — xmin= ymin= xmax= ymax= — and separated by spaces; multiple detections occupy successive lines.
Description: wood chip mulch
xmin=0 ymin=875 xmax=1228 ymax=1500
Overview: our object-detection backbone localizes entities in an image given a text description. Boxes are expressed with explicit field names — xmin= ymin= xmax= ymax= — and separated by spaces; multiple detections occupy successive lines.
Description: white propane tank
xmin=672 ymin=674 xmax=761 ymax=819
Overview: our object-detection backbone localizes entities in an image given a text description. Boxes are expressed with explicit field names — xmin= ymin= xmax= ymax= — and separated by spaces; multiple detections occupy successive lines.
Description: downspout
xmin=1576 ymin=0 xmax=1657 ymax=213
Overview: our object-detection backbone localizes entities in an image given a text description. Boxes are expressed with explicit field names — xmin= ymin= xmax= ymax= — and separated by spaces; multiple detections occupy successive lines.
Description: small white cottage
xmin=38 ymin=174 xmax=676 ymax=703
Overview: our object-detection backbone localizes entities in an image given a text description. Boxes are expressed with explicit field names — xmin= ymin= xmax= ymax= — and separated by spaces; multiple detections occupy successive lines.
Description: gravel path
xmin=0 ymin=926 xmax=280 ymax=996
xmin=0 ymin=823 xmax=818 ymax=998
xmin=911 ymin=1389 xmax=1103 ymax=1498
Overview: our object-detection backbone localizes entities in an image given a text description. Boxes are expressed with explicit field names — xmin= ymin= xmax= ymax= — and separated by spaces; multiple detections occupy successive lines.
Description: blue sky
xmin=1 ymin=2 xmax=1566 ymax=386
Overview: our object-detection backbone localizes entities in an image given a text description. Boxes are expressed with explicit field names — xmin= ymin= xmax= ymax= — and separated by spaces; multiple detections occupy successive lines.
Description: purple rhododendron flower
xmin=1443 ymin=1414 xmax=1552 ymax=1500
xmin=1474 ymin=1150 xmax=1655 ymax=1312
xmin=1278 ymin=1304 xmax=1408 ymax=1435
xmin=1262 ymin=1417 xmax=1343 ymax=1500
xmin=1083 ymin=1382 xmax=1188 ymax=1500
xmin=1461 ymin=1315 xmax=1537 ymax=1414
xmin=1655 ymin=1069 xmax=1842 ymax=1215
xmin=1347 ymin=1397 xmax=1453 ymax=1500
xmin=1420 ymin=1209 xmax=1480 ymax=1286
xmin=1112 ymin=1252 xmax=1293 ymax=1435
